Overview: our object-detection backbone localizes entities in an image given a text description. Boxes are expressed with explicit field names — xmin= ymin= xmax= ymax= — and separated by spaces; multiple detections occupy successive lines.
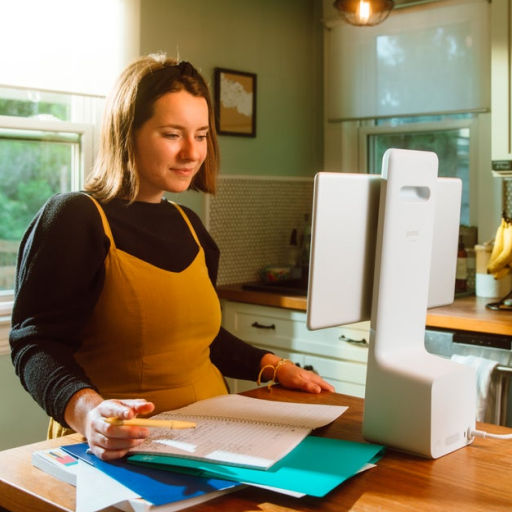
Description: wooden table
xmin=1 ymin=387 xmax=512 ymax=512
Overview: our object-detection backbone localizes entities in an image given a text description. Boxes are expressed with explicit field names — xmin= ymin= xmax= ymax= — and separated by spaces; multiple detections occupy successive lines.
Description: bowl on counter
xmin=259 ymin=265 xmax=293 ymax=283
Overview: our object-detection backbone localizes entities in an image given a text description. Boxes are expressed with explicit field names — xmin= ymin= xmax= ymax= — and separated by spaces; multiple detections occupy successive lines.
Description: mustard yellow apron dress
xmin=48 ymin=195 xmax=228 ymax=438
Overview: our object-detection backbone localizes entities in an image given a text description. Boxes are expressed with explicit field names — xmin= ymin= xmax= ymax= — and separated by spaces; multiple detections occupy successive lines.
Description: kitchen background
xmin=0 ymin=0 xmax=508 ymax=449
xmin=208 ymin=177 xmax=313 ymax=285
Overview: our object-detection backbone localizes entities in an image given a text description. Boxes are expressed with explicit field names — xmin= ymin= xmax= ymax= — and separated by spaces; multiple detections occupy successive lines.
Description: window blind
xmin=326 ymin=0 xmax=490 ymax=121
xmin=0 ymin=0 xmax=140 ymax=97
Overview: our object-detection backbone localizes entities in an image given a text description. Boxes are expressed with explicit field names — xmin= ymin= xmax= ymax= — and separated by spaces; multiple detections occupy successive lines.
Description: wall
xmin=0 ymin=354 xmax=49 ymax=451
xmin=140 ymin=0 xmax=324 ymax=218
xmin=1 ymin=307 xmax=48 ymax=450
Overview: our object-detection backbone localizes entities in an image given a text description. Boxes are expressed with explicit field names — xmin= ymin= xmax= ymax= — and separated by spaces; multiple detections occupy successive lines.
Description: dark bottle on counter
xmin=455 ymin=235 xmax=467 ymax=293
xmin=286 ymin=228 xmax=302 ymax=279
xmin=286 ymin=228 xmax=300 ymax=267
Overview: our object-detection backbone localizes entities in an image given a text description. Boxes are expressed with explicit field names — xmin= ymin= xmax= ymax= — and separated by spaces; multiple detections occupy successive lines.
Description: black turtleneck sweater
xmin=9 ymin=192 xmax=268 ymax=427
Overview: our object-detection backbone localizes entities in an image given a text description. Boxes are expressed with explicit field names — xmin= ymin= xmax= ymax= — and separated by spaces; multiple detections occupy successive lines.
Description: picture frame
xmin=213 ymin=68 xmax=257 ymax=137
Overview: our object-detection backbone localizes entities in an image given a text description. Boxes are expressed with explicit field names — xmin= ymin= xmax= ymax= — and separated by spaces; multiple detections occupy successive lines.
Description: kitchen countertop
xmin=217 ymin=284 xmax=512 ymax=337
xmin=218 ymin=283 xmax=308 ymax=311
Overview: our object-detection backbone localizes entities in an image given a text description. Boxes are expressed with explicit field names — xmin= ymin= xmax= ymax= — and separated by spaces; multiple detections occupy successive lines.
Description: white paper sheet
xmin=130 ymin=394 xmax=347 ymax=469
xmin=76 ymin=460 xmax=140 ymax=512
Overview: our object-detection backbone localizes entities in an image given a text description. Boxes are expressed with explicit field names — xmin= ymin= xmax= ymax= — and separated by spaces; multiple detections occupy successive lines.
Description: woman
xmin=9 ymin=54 xmax=334 ymax=461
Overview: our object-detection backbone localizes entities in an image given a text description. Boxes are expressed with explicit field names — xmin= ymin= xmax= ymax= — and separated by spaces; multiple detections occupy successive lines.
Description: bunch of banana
xmin=487 ymin=217 xmax=512 ymax=279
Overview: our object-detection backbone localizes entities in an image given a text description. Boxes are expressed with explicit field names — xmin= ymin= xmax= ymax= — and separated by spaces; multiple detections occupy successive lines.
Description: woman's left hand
xmin=259 ymin=354 xmax=335 ymax=394
xmin=276 ymin=361 xmax=335 ymax=393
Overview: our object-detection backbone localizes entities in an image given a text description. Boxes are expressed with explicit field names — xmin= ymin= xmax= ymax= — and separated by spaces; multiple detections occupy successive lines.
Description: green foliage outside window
xmin=0 ymin=97 xmax=77 ymax=290
xmin=368 ymin=119 xmax=470 ymax=226
xmin=0 ymin=98 xmax=68 ymax=120
xmin=0 ymin=138 xmax=73 ymax=241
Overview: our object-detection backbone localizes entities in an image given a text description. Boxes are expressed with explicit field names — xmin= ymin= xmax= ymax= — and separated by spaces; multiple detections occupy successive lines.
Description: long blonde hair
xmin=85 ymin=54 xmax=219 ymax=202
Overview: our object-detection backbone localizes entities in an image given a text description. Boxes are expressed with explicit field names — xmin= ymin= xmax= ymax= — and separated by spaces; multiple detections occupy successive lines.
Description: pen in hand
xmin=104 ymin=417 xmax=196 ymax=429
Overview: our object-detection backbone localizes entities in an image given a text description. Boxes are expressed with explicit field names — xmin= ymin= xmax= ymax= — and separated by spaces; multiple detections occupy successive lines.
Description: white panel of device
xmin=307 ymin=148 xmax=476 ymax=459
xmin=307 ymin=162 xmax=461 ymax=329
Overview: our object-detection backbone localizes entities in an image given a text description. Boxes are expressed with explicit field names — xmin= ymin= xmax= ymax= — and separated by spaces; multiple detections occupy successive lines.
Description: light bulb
xmin=358 ymin=0 xmax=371 ymax=23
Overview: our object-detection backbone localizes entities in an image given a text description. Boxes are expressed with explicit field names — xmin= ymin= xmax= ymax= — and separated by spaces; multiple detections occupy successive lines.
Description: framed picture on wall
xmin=213 ymin=68 xmax=257 ymax=137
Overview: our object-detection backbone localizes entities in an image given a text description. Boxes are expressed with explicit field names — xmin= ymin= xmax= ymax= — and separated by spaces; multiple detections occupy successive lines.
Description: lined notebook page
xmin=129 ymin=395 xmax=347 ymax=469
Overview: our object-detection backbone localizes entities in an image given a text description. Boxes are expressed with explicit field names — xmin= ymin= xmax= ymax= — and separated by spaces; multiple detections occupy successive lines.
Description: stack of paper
xmin=33 ymin=395 xmax=385 ymax=510
xmin=32 ymin=447 xmax=79 ymax=485
xmin=61 ymin=443 xmax=243 ymax=512
xmin=129 ymin=435 xmax=384 ymax=497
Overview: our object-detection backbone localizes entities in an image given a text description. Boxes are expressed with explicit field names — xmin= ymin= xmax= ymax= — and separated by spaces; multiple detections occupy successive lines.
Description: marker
xmin=104 ymin=417 xmax=196 ymax=429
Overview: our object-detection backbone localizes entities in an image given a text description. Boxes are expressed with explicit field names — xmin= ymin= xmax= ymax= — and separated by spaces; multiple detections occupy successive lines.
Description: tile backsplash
xmin=208 ymin=176 xmax=314 ymax=286
xmin=504 ymin=179 xmax=512 ymax=219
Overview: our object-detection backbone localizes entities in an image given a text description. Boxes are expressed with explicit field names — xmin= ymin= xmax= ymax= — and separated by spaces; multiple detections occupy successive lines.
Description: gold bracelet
xmin=274 ymin=358 xmax=292 ymax=378
xmin=257 ymin=358 xmax=293 ymax=391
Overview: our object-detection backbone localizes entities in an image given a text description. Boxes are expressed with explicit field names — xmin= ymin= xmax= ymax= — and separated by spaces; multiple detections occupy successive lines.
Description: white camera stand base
xmin=362 ymin=149 xmax=476 ymax=459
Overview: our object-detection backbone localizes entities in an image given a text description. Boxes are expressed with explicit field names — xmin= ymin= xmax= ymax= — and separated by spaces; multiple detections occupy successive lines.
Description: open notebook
xmin=128 ymin=394 xmax=347 ymax=469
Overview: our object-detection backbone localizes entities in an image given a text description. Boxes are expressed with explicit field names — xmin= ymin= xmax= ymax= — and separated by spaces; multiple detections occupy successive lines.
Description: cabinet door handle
xmin=251 ymin=322 xmax=276 ymax=330
xmin=297 ymin=363 xmax=318 ymax=374
xmin=339 ymin=334 xmax=368 ymax=346
xmin=304 ymin=364 xmax=318 ymax=374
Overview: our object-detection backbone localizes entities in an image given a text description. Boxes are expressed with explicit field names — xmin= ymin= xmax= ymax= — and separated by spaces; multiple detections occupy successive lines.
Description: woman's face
xmin=133 ymin=89 xmax=209 ymax=202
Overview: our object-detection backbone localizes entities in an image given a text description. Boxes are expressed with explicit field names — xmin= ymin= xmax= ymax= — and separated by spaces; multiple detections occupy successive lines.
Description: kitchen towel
xmin=451 ymin=354 xmax=499 ymax=423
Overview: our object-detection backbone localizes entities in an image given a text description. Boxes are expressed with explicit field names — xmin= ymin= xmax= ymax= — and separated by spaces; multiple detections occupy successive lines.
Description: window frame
xmin=358 ymin=116 xmax=480 ymax=227
xmin=0 ymin=115 xmax=94 ymax=354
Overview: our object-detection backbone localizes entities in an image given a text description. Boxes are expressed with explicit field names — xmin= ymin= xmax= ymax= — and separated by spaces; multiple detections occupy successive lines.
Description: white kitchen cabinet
xmin=492 ymin=0 xmax=512 ymax=165
xmin=221 ymin=300 xmax=369 ymax=397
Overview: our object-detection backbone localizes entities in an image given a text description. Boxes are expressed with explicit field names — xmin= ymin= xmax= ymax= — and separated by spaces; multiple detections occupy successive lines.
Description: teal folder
xmin=129 ymin=436 xmax=385 ymax=498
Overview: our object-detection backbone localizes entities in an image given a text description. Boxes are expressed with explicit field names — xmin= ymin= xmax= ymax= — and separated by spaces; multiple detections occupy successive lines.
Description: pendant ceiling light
xmin=333 ymin=0 xmax=395 ymax=27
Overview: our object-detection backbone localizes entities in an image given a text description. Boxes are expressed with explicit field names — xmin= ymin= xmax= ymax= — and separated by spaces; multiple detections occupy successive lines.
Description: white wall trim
xmin=0 ymin=320 xmax=10 ymax=356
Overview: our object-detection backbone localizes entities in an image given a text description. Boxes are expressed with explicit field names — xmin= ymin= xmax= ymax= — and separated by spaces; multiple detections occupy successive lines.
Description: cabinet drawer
xmin=228 ymin=344 xmax=366 ymax=397
xmin=221 ymin=300 xmax=369 ymax=364
xmin=329 ymin=380 xmax=365 ymax=398
xmin=305 ymin=354 xmax=366 ymax=398
xmin=305 ymin=354 xmax=367 ymax=386
xmin=221 ymin=300 xmax=369 ymax=398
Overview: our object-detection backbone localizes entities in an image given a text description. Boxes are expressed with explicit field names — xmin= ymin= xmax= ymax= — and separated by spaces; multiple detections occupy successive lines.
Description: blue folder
xmin=62 ymin=443 xmax=242 ymax=507
xmin=129 ymin=436 xmax=385 ymax=498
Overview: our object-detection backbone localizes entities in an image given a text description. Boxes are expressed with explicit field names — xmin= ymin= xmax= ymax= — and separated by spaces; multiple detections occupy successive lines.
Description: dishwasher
xmin=425 ymin=328 xmax=512 ymax=426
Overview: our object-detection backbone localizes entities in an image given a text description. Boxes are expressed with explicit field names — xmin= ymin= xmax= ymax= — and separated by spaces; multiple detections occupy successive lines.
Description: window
xmin=0 ymin=128 xmax=82 ymax=291
xmin=0 ymin=88 xmax=95 ymax=348
xmin=0 ymin=1 xmax=138 ymax=352
xmin=360 ymin=114 xmax=476 ymax=226
xmin=325 ymin=1 xmax=490 ymax=121
xmin=323 ymin=0 xmax=497 ymax=268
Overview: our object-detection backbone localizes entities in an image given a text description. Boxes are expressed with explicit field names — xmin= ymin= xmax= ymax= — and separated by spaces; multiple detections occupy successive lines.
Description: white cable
xmin=469 ymin=428 xmax=512 ymax=440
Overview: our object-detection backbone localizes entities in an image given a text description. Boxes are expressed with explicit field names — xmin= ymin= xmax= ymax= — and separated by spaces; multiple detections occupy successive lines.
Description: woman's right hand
xmin=84 ymin=398 xmax=156 ymax=460
xmin=65 ymin=389 xmax=155 ymax=460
